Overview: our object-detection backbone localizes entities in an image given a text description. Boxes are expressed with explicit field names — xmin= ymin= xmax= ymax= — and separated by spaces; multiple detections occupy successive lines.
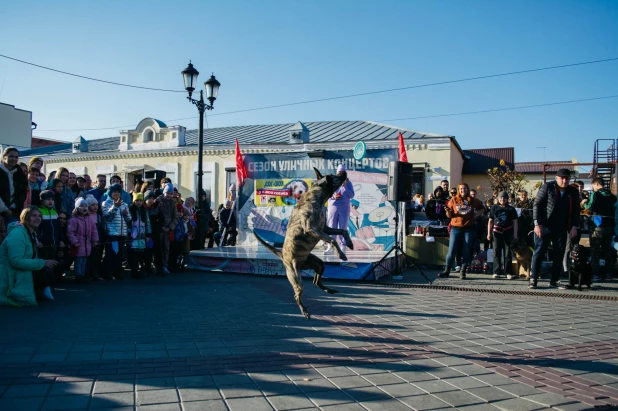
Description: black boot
xmin=460 ymin=265 xmax=468 ymax=280
xmin=437 ymin=267 xmax=451 ymax=278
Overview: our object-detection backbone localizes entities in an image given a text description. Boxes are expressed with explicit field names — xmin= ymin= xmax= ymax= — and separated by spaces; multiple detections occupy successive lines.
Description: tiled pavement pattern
xmin=0 ymin=272 xmax=617 ymax=411
xmin=382 ymin=266 xmax=618 ymax=298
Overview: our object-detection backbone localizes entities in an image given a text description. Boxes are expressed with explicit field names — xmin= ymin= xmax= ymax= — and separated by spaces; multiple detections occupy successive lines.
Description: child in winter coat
xmin=85 ymin=195 xmax=105 ymax=281
xmin=67 ymin=198 xmax=99 ymax=284
xmin=24 ymin=167 xmax=42 ymax=207
xmin=170 ymin=204 xmax=188 ymax=272
xmin=37 ymin=190 xmax=66 ymax=282
xmin=144 ymin=190 xmax=162 ymax=275
xmin=128 ymin=193 xmax=151 ymax=279
xmin=50 ymin=179 xmax=64 ymax=213
xmin=102 ymin=184 xmax=131 ymax=280
xmin=182 ymin=209 xmax=195 ymax=264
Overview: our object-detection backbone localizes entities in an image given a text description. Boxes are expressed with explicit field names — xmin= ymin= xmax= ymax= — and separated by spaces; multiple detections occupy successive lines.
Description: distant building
xmin=19 ymin=117 xmax=466 ymax=209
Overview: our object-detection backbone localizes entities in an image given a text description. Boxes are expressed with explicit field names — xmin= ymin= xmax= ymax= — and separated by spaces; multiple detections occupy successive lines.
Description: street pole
xmin=196 ymin=90 xmax=205 ymax=199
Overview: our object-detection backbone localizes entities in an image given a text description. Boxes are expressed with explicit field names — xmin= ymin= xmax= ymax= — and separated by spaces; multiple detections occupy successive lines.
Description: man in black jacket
xmin=530 ymin=168 xmax=581 ymax=289
xmin=0 ymin=147 xmax=28 ymax=223
xmin=583 ymin=177 xmax=617 ymax=281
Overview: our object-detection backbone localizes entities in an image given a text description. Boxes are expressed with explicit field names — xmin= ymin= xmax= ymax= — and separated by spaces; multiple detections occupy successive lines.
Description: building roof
xmin=20 ymin=120 xmax=457 ymax=158
xmin=462 ymin=147 xmax=514 ymax=174
xmin=515 ymin=161 xmax=576 ymax=174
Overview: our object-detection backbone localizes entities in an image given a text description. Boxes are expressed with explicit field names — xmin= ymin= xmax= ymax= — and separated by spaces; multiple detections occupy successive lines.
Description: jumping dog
xmin=254 ymin=168 xmax=354 ymax=319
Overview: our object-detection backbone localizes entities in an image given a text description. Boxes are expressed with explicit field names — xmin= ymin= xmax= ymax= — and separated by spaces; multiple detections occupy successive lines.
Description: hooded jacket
xmin=102 ymin=197 xmax=132 ymax=237
xmin=156 ymin=195 xmax=178 ymax=231
xmin=100 ymin=188 xmax=132 ymax=206
xmin=0 ymin=222 xmax=46 ymax=307
xmin=67 ymin=213 xmax=99 ymax=257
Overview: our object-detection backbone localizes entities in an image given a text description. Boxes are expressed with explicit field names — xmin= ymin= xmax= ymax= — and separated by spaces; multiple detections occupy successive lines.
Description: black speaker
xmin=144 ymin=170 xmax=167 ymax=189
xmin=388 ymin=161 xmax=421 ymax=202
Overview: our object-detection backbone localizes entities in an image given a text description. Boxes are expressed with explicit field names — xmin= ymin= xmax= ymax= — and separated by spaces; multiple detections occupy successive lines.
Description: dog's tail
xmin=253 ymin=230 xmax=283 ymax=259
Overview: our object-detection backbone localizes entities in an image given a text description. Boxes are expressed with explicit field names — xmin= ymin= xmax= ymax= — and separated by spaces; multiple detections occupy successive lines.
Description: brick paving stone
xmin=175 ymin=375 xmax=216 ymax=388
xmin=398 ymin=394 xmax=450 ymax=409
xmin=320 ymin=403 xmax=366 ymax=411
xmin=91 ymin=392 xmax=135 ymax=408
xmin=491 ymin=397 xmax=549 ymax=410
xmin=552 ymin=402 xmax=592 ymax=411
xmin=267 ymin=393 xmax=315 ymax=409
xmin=182 ymin=399 xmax=229 ymax=411
xmin=136 ymin=404 xmax=182 ymax=411
xmin=361 ymin=373 xmax=405 ymax=386
xmin=376 ymin=382 xmax=425 ymax=397
xmin=48 ymin=381 xmax=94 ymax=396
xmin=327 ymin=375 xmax=373 ymax=389
xmin=213 ymin=373 xmax=254 ymax=386
xmin=257 ymin=380 xmax=304 ymax=396
xmin=523 ymin=392 xmax=578 ymax=407
xmin=342 ymin=386 xmax=392 ymax=402
xmin=136 ymin=388 xmax=179 ymax=405
xmin=42 ymin=394 xmax=91 ymax=410
xmin=178 ymin=387 xmax=221 ymax=402
xmin=225 ymin=396 xmax=273 ymax=411
xmin=360 ymin=398 xmax=413 ymax=411
xmin=93 ymin=380 xmax=135 ymax=394
xmin=497 ymin=383 xmax=545 ymax=397
xmin=433 ymin=389 xmax=487 ymax=407
xmin=2 ymin=382 xmax=52 ymax=397
xmin=136 ymin=376 xmax=176 ymax=391
xmin=295 ymin=378 xmax=337 ymax=393
xmin=443 ymin=375 xmax=489 ymax=389
xmin=219 ymin=383 xmax=263 ymax=399
xmin=0 ymin=396 xmax=45 ymax=411
xmin=412 ymin=379 xmax=459 ymax=394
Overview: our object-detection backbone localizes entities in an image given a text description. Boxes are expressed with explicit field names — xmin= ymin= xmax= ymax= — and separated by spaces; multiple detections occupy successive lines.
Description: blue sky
xmin=1 ymin=0 xmax=616 ymax=165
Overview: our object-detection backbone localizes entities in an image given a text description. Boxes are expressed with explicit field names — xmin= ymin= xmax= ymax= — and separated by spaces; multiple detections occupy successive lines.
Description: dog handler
xmin=530 ymin=169 xmax=580 ymax=289
xmin=325 ymin=164 xmax=355 ymax=254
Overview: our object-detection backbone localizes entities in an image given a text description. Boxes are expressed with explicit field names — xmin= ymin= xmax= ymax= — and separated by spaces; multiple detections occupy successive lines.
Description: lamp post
xmin=181 ymin=61 xmax=221 ymax=199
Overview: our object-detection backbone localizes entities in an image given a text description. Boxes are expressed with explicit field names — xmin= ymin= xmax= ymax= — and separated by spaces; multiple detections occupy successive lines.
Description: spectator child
xmin=51 ymin=179 xmax=64 ymax=212
xmin=144 ymin=190 xmax=161 ymax=275
xmin=488 ymin=191 xmax=519 ymax=279
xmin=102 ymin=184 xmax=131 ymax=280
xmin=170 ymin=204 xmax=187 ymax=272
xmin=25 ymin=167 xmax=42 ymax=207
xmin=67 ymin=198 xmax=99 ymax=284
xmin=128 ymin=193 xmax=151 ymax=279
xmin=37 ymin=190 xmax=66 ymax=282
xmin=85 ymin=195 xmax=105 ymax=281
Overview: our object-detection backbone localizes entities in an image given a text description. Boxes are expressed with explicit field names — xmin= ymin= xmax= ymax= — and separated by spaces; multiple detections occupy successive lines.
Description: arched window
xmin=143 ymin=129 xmax=154 ymax=142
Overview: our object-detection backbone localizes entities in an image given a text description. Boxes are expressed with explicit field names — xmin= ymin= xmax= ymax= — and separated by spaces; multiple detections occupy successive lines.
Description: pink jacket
xmin=67 ymin=214 xmax=99 ymax=257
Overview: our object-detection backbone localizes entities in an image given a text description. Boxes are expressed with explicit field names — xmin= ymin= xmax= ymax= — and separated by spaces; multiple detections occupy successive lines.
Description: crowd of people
xmin=0 ymin=147 xmax=239 ymax=306
xmin=423 ymin=171 xmax=613 ymax=289
xmin=0 ymin=143 xmax=614 ymax=305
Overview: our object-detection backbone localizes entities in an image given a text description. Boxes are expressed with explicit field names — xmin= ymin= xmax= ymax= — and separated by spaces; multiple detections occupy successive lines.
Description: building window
xmin=225 ymin=168 xmax=237 ymax=199
xmin=194 ymin=171 xmax=212 ymax=205
xmin=131 ymin=134 xmax=138 ymax=143
xmin=121 ymin=136 xmax=126 ymax=143
xmin=172 ymin=132 xmax=177 ymax=139
xmin=144 ymin=129 xmax=154 ymax=142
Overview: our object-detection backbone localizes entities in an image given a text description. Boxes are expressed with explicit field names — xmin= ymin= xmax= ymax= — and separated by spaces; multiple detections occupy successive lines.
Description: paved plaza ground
xmin=1 ymin=269 xmax=618 ymax=411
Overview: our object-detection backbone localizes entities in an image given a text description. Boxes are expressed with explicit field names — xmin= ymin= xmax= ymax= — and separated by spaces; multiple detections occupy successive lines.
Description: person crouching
xmin=67 ymin=198 xmax=99 ymax=284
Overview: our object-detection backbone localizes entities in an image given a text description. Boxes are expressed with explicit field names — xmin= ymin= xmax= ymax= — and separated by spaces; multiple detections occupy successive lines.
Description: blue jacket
xmin=87 ymin=187 xmax=107 ymax=203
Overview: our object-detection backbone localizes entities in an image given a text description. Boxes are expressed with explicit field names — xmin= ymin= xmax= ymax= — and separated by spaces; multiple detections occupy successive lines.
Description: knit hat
xmin=176 ymin=203 xmax=184 ymax=212
xmin=498 ymin=191 xmax=508 ymax=199
xmin=163 ymin=183 xmax=174 ymax=194
xmin=85 ymin=194 xmax=98 ymax=206
xmin=74 ymin=197 xmax=88 ymax=209
xmin=133 ymin=192 xmax=144 ymax=202
xmin=337 ymin=164 xmax=347 ymax=173
xmin=109 ymin=183 xmax=122 ymax=194
xmin=144 ymin=190 xmax=156 ymax=201
xmin=40 ymin=190 xmax=55 ymax=201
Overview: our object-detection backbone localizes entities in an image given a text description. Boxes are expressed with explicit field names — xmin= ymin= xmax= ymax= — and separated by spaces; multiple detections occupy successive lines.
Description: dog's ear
xmin=313 ymin=167 xmax=324 ymax=180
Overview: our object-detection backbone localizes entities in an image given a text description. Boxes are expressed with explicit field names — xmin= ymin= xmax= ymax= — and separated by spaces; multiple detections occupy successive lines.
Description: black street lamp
xmin=181 ymin=61 xmax=221 ymax=199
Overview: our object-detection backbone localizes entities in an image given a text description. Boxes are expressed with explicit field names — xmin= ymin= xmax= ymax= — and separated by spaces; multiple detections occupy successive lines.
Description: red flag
xmin=235 ymin=139 xmax=249 ymax=187
xmin=398 ymin=132 xmax=408 ymax=162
